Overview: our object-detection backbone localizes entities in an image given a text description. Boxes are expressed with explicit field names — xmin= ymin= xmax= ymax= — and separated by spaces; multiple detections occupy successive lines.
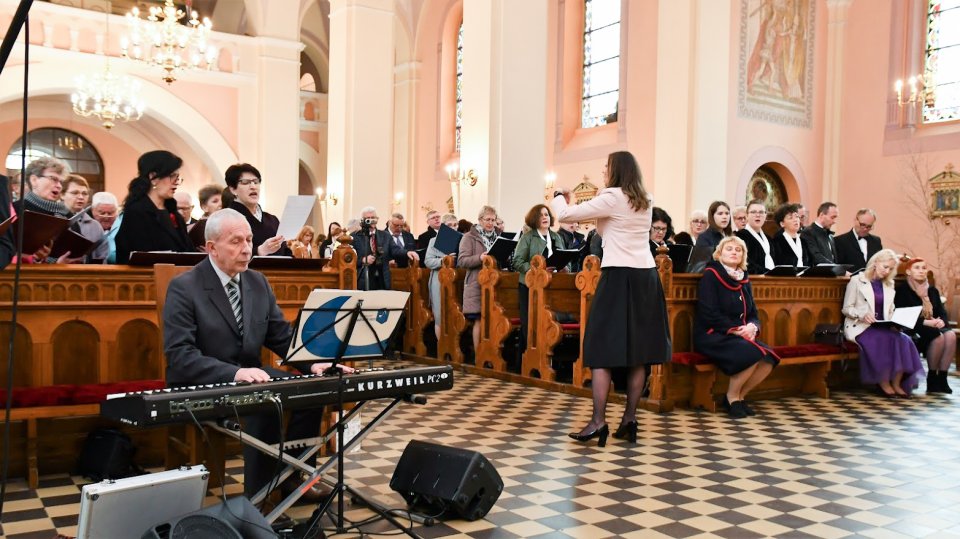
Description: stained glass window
xmin=582 ymin=0 xmax=620 ymax=128
xmin=923 ymin=0 xmax=960 ymax=123
xmin=455 ymin=21 xmax=464 ymax=153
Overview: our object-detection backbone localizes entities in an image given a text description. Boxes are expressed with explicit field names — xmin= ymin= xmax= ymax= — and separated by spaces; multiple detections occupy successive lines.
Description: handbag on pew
xmin=812 ymin=323 xmax=844 ymax=347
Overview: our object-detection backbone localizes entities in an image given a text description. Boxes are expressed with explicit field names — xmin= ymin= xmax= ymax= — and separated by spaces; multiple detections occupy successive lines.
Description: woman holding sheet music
xmin=551 ymin=151 xmax=671 ymax=447
xmin=513 ymin=204 xmax=567 ymax=354
xmin=458 ymin=205 xmax=500 ymax=352
xmin=841 ymin=249 xmax=923 ymax=398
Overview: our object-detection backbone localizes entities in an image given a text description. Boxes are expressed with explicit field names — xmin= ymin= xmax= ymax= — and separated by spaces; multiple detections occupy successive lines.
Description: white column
xmin=653 ymin=0 xmax=696 ymax=219
xmin=394 ymin=62 xmax=420 ymax=222
xmin=326 ymin=0 xmax=396 ymax=226
xmin=689 ymin=0 xmax=733 ymax=211
xmin=254 ymin=37 xmax=303 ymax=215
xmin=822 ymin=0 xmax=853 ymax=203
xmin=460 ymin=0 xmax=548 ymax=229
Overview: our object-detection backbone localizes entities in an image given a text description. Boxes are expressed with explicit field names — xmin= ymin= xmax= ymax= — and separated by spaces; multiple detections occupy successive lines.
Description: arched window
xmin=582 ymin=0 xmax=620 ymax=128
xmin=923 ymin=0 xmax=960 ymax=123
xmin=300 ymin=73 xmax=317 ymax=92
xmin=455 ymin=20 xmax=464 ymax=153
xmin=6 ymin=128 xmax=104 ymax=193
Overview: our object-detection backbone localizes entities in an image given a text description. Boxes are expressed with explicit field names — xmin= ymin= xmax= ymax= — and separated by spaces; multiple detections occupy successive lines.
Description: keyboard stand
xmin=206 ymin=395 xmax=406 ymax=526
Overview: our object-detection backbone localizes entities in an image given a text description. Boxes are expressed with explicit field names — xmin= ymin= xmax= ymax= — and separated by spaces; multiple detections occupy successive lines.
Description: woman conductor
xmin=551 ymin=151 xmax=672 ymax=446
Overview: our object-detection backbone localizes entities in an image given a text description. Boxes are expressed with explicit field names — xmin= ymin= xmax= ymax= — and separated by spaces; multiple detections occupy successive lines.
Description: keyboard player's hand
xmin=234 ymin=367 xmax=272 ymax=383
xmin=310 ymin=362 xmax=356 ymax=375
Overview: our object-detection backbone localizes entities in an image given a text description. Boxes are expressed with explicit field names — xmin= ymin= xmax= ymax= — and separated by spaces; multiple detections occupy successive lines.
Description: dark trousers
xmin=241 ymin=367 xmax=324 ymax=498
xmin=518 ymin=283 xmax=529 ymax=354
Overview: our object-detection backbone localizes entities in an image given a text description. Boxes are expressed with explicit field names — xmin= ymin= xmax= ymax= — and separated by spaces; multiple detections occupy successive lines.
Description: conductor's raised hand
xmin=234 ymin=367 xmax=272 ymax=383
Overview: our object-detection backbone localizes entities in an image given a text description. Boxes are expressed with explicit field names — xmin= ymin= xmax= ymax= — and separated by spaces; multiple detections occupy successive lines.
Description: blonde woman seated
xmin=842 ymin=249 xmax=924 ymax=398
xmin=895 ymin=258 xmax=955 ymax=394
xmin=288 ymin=225 xmax=319 ymax=258
xmin=693 ymin=236 xmax=780 ymax=419
xmin=424 ymin=213 xmax=459 ymax=339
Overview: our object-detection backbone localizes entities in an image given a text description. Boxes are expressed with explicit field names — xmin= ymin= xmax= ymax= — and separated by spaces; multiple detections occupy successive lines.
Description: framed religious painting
xmin=745 ymin=166 xmax=788 ymax=212
xmin=930 ymin=164 xmax=960 ymax=218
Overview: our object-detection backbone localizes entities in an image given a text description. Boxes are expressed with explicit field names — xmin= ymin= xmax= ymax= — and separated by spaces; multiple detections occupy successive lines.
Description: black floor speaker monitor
xmin=141 ymin=496 xmax=275 ymax=539
xmin=390 ymin=440 xmax=503 ymax=521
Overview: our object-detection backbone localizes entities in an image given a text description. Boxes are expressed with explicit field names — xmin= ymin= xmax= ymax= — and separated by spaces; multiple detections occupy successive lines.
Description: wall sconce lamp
xmin=894 ymin=73 xmax=935 ymax=127
xmin=544 ymin=172 xmax=557 ymax=200
xmin=316 ymin=187 xmax=339 ymax=206
xmin=446 ymin=162 xmax=478 ymax=186
xmin=393 ymin=191 xmax=404 ymax=207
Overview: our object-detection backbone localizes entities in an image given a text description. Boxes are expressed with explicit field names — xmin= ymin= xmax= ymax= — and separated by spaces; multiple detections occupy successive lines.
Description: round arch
xmin=0 ymin=64 xmax=238 ymax=181
xmin=735 ymin=146 xmax=808 ymax=206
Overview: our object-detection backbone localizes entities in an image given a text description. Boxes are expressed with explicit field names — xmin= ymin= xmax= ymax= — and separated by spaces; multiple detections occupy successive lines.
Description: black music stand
xmin=282 ymin=293 xmax=421 ymax=538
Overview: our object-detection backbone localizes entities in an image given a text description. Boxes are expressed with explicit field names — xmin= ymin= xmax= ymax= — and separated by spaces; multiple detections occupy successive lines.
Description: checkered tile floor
xmin=3 ymin=365 xmax=960 ymax=538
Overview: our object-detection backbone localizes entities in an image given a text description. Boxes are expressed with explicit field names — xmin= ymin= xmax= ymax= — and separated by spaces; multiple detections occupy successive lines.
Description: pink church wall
xmin=839 ymin=0 xmax=960 ymax=285
xmin=162 ymin=81 xmax=240 ymax=156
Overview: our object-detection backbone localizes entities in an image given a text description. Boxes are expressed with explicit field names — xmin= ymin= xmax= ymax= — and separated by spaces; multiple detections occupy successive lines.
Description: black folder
xmin=499 ymin=231 xmax=517 ymax=240
xmin=545 ymin=248 xmax=581 ymax=270
xmin=765 ymin=265 xmax=808 ymax=276
xmin=800 ymin=264 xmax=847 ymax=277
xmin=13 ymin=210 xmax=72 ymax=254
xmin=434 ymin=225 xmax=463 ymax=255
xmin=487 ymin=236 xmax=518 ymax=269
xmin=667 ymin=244 xmax=693 ymax=272
xmin=50 ymin=230 xmax=96 ymax=259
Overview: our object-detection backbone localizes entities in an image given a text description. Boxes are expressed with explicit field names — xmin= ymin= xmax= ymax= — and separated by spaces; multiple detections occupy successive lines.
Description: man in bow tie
xmin=834 ymin=208 xmax=883 ymax=271
xmin=800 ymin=202 xmax=839 ymax=265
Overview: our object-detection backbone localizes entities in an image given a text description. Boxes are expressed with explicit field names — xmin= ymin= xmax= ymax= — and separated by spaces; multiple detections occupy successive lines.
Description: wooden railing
xmin=0 ymin=245 xmax=357 ymax=482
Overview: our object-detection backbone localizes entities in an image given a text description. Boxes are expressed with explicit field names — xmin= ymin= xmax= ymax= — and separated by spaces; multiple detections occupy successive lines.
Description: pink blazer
xmin=550 ymin=188 xmax=655 ymax=269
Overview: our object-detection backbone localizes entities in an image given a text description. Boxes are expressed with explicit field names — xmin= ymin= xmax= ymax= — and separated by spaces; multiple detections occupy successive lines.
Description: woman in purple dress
xmin=842 ymin=249 xmax=924 ymax=397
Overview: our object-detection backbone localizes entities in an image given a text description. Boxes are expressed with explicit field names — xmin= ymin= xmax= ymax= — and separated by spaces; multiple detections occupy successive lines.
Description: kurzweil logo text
xmin=357 ymin=373 xmax=449 ymax=392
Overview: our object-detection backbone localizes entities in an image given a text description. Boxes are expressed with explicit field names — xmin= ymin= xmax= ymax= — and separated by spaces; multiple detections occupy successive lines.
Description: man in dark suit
xmin=558 ymin=221 xmax=586 ymax=272
xmin=386 ymin=212 xmax=417 ymax=268
xmin=353 ymin=207 xmax=418 ymax=289
xmin=416 ymin=210 xmax=441 ymax=249
xmin=834 ymin=208 xmax=882 ymax=270
xmin=800 ymin=202 xmax=839 ymax=265
xmin=163 ymin=209 xmax=348 ymax=499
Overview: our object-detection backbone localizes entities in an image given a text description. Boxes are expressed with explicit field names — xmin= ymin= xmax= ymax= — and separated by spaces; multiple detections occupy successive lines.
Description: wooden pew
xmin=390 ymin=263 xmax=432 ymax=357
xmin=521 ymin=255 xmax=581 ymax=381
xmin=476 ymin=255 xmax=520 ymax=372
xmin=648 ymin=260 xmax=858 ymax=413
xmin=0 ymin=247 xmax=359 ymax=485
xmin=572 ymin=255 xmax=601 ymax=387
xmin=437 ymin=255 xmax=467 ymax=364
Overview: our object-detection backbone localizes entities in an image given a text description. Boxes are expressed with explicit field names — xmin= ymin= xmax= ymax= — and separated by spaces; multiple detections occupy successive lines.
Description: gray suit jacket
xmin=164 ymin=257 xmax=292 ymax=385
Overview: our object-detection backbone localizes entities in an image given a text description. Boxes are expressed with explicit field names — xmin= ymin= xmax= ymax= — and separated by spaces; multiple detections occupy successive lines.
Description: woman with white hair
xmin=842 ymin=249 xmax=924 ymax=398
xmin=673 ymin=209 xmax=708 ymax=246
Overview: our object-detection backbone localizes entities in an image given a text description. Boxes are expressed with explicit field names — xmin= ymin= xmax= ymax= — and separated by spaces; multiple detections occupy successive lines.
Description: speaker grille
xmin=171 ymin=515 xmax=242 ymax=539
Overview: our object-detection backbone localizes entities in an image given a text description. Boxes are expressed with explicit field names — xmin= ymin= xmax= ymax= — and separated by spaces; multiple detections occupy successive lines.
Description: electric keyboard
xmin=100 ymin=365 xmax=454 ymax=427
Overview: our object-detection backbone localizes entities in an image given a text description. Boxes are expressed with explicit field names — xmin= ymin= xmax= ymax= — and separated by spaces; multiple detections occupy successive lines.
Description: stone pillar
xmin=326 ymin=0 xmax=396 ymax=226
xmin=822 ymin=0 xmax=853 ymax=203
xmin=459 ymin=0 xmax=548 ymax=229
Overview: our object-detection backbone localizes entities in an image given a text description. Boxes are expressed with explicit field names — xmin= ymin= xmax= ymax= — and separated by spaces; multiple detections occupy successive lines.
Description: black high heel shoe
xmin=568 ymin=424 xmax=609 ymax=447
xmin=613 ymin=421 xmax=638 ymax=443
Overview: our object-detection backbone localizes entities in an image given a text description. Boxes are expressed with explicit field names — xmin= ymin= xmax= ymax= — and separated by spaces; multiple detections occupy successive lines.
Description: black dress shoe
xmin=568 ymin=424 xmax=609 ymax=447
xmin=741 ymin=401 xmax=756 ymax=416
xmin=728 ymin=400 xmax=748 ymax=419
xmin=613 ymin=421 xmax=638 ymax=443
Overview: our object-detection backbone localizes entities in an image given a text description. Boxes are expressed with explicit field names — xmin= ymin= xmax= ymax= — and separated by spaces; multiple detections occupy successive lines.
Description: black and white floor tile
xmin=2 ymin=366 xmax=960 ymax=538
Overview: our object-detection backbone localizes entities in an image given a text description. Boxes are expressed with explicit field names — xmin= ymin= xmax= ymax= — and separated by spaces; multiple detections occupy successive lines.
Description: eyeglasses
xmin=856 ymin=221 xmax=874 ymax=230
xmin=651 ymin=226 xmax=668 ymax=233
xmin=177 ymin=205 xmax=194 ymax=211
xmin=164 ymin=174 xmax=184 ymax=184
xmin=691 ymin=219 xmax=707 ymax=225
xmin=36 ymin=175 xmax=63 ymax=183
xmin=480 ymin=217 xmax=497 ymax=223
xmin=748 ymin=210 xmax=767 ymax=215
xmin=238 ymin=178 xmax=262 ymax=186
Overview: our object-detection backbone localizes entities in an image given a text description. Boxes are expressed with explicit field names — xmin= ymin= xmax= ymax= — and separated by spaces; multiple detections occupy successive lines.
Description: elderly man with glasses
xmin=834 ymin=208 xmax=883 ymax=271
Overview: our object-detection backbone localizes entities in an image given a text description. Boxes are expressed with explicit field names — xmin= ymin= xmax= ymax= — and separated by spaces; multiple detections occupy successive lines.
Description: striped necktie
xmin=226 ymin=277 xmax=243 ymax=336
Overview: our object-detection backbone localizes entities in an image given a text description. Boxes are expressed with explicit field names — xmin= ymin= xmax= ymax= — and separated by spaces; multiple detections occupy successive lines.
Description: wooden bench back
xmin=391 ymin=264 xmax=432 ymax=357
xmin=521 ymin=255 xmax=581 ymax=380
xmin=437 ymin=255 xmax=467 ymax=364
xmin=476 ymin=255 xmax=519 ymax=371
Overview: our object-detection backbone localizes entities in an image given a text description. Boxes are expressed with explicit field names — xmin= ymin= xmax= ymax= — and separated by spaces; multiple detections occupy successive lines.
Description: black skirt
xmin=583 ymin=267 xmax=672 ymax=368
